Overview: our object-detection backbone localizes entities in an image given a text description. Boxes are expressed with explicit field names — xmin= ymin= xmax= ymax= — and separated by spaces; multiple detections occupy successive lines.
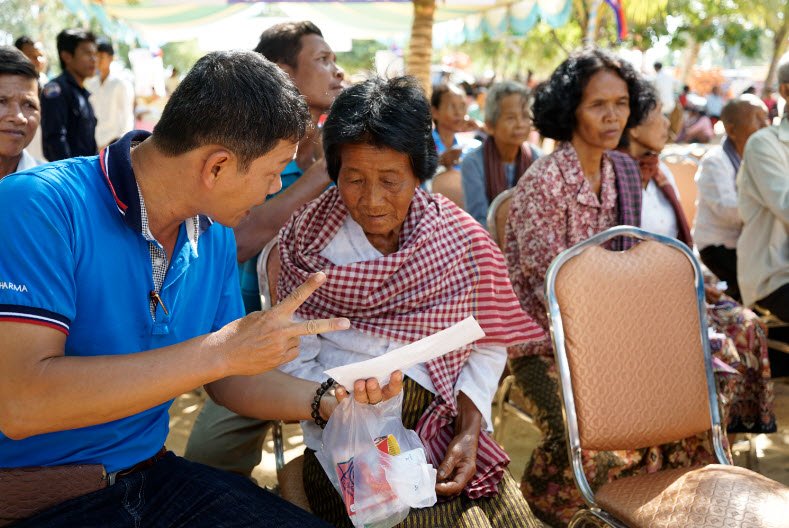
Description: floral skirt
xmin=708 ymin=300 xmax=776 ymax=434
xmin=509 ymin=354 xmax=723 ymax=528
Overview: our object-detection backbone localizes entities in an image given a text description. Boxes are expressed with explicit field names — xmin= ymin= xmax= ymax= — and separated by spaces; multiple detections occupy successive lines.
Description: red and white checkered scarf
xmin=278 ymin=186 xmax=544 ymax=498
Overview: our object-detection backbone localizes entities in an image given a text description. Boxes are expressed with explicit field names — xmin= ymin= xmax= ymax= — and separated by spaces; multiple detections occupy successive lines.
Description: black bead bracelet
xmin=311 ymin=377 xmax=334 ymax=429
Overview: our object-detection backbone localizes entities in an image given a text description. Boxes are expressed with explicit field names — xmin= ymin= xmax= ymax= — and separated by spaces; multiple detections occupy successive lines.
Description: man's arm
xmin=0 ymin=273 xmax=348 ymax=440
xmin=234 ymin=158 xmax=330 ymax=262
xmin=742 ymin=133 xmax=789 ymax=226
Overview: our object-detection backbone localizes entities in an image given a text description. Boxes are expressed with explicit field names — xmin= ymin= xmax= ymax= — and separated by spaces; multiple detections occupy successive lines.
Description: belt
xmin=107 ymin=447 xmax=167 ymax=486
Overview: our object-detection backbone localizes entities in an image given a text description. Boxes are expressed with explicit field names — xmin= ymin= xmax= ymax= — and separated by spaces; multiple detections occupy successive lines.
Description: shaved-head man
xmin=694 ymin=95 xmax=769 ymax=302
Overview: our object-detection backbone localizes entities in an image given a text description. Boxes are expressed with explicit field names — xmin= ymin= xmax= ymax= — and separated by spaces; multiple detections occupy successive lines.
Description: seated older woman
xmin=504 ymin=48 xmax=665 ymax=527
xmin=0 ymin=46 xmax=42 ymax=180
xmin=461 ymin=81 xmax=543 ymax=225
xmin=273 ymin=76 xmax=545 ymax=528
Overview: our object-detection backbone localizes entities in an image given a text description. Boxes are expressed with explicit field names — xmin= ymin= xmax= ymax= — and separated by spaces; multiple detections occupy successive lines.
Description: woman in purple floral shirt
xmin=503 ymin=48 xmax=719 ymax=527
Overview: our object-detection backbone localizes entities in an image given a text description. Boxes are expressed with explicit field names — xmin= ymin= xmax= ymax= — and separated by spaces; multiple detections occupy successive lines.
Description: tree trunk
xmin=678 ymin=37 xmax=701 ymax=85
xmin=764 ymin=24 xmax=789 ymax=95
xmin=407 ymin=0 xmax=436 ymax=97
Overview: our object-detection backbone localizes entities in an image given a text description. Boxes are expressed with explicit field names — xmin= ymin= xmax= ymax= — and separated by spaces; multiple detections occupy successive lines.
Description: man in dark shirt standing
xmin=41 ymin=29 xmax=98 ymax=161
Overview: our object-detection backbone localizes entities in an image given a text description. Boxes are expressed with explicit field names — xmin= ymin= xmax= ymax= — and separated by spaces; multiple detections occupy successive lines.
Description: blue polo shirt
xmin=0 ymin=131 xmax=244 ymax=472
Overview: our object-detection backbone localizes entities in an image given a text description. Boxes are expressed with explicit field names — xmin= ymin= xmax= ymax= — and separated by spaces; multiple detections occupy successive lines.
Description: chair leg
xmin=273 ymin=420 xmax=285 ymax=473
xmin=493 ymin=375 xmax=514 ymax=443
xmin=745 ymin=432 xmax=760 ymax=473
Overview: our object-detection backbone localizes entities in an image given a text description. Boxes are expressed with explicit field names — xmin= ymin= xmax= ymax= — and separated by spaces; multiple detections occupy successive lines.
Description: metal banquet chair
xmin=544 ymin=226 xmax=789 ymax=528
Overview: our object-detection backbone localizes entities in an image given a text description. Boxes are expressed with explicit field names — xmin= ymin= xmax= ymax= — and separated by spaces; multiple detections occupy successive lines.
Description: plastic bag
xmin=315 ymin=392 xmax=437 ymax=528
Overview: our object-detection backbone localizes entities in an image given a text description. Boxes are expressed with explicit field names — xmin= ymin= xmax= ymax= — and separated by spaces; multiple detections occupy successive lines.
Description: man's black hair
xmin=323 ymin=76 xmax=438 ymax=184
xmin=0 ymin=46 xmax=39 ymax=86
xmin=152 ymin=50 xmax=309 ymax=172
xmin=56 ymin=28 xmax=96 ymax=71
xmin=253 ymin=21 xmax=322 ymax=70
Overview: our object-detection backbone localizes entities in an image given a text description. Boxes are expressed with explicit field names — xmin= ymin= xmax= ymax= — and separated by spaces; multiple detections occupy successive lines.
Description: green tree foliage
xmin=160 ymin=39 xmax=204 ymax=77
xmin=335 ymin=39 xmax=388 ymax=77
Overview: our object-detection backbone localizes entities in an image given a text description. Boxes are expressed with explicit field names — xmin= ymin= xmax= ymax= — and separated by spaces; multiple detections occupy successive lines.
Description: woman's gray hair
xmin=484 ymin=81 xmax=530 ymax=125
xmin=778 ymin=51 xmax=789 ymax=85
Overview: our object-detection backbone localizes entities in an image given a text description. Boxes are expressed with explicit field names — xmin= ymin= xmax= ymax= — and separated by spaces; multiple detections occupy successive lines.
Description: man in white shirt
xmin=694 ymin=95 xmax=769 ymax=302
xmin=86 ymin=39 xmax=134 ymax=150
xmin=737 ymin=53 xmax=789 ymax=321
xmin=652 ymin=62 xmax=676 ymax=115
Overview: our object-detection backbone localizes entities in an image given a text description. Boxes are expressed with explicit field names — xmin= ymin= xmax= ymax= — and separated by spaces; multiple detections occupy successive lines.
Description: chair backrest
xmin=660 ymin=153 xmax=699 ymax=228
xmin=486 ymin=188 xmax=514 ymax=251
xmin=546 ymin=227 xmax=728 ymax=504
xmin=431 ymin=168 xmax=465 ymax=210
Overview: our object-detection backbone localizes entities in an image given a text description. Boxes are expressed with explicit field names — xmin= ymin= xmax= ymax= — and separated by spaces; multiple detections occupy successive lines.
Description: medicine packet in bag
xmin=315 ymin=393 xmax=437 ymax=528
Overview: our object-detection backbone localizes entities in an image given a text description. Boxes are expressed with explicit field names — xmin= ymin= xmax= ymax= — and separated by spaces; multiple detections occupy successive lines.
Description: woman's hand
xmin=435 ymin=392 xmax=482 ymax=497
xmin=319 ymin=371 xmax=404 ymax=420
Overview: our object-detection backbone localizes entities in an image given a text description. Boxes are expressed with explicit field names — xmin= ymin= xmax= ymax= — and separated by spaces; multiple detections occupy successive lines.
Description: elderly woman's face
xmin=432 ymin=89 xmax=467 ymax=133
xmin=573 ymin=69 xmax=630 ymax=152
xmin=0 ymin=74 xmax=40 ymax=162
xmin=337 ymin=143 xmax=419 ymax=254
xmin=629 ymin=102 xmax=670 ymax=153
xmin=489 ymin=93 xmax=530 ymax=149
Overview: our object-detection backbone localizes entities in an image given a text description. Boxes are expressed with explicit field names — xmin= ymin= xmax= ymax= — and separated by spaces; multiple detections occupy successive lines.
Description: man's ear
xmin=59 ymin=50 xmax=72 ymax=68
xmin=200 ymin=149 xmax=233 ymax=190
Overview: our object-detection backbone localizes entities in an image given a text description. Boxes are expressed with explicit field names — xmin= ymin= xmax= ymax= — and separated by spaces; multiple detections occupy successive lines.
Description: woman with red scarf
xmin=275 ymin=76 xmax=545 ymax=528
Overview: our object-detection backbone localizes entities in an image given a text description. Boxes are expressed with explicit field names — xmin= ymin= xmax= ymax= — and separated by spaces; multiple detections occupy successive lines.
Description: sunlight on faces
xmin=573 ymin=69 xmax=630 ymax=152
xmin=0 ymin=74 xmax=40 ymax=161
xmin=337 ymin=143 xmax=419 ymax=255
xmin=210 ymin=139 xmax=297 ymax=228
xmin=432 ymin=87 xmax=467 ymax=135
xmin=488 ymin=93 xmax=531 ymax=150
xmin=629 ymin=102 xmax=670 ymax=153
xmin=284 ymin=34 xmax=344 ymax=113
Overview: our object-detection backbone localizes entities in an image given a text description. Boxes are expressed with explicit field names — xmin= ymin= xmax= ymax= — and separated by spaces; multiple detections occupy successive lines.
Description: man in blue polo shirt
xmin=184 ymin=21 xmax=345 ymax=479
xmin=0 ymin=50 xmax=349 ymax=527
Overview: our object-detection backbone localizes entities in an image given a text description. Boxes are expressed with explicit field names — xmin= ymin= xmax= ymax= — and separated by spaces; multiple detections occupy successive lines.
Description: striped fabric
xmin=607 ymin=149 xmax=643 ymax=250
xmin=278 ymin=186 xmax=544 ymax=498
xmin=302 ymin=378 xmax=543 ymax=528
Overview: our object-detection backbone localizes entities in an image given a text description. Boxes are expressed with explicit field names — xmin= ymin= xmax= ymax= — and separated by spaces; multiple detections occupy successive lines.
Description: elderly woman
xmin=617 ymin=89 xmax=776 ymax=439
xmin=274 ymin=76 xmax=545 ymax=528
xmin=461 ymin=81 xmax=543 ymax=225
xmin=0 ymin=46 xmax=42 ymax=179
xmin=504 ymin=48 xmax=667 ymax=527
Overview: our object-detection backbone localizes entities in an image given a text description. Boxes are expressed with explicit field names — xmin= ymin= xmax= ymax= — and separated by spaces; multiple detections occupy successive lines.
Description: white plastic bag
xmin=315 ymin=392 xmax=437 ymax=528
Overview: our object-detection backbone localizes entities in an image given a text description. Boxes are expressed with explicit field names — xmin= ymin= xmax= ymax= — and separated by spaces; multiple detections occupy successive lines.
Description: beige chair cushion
xmin=493 ymin=196 xmax=511 ymax=251
xmin=432 ymin=168 xmax=465 ymax=209
xmin=554 ymin=241 xmax=711 ymax=450
xmin=277 ymin=455 xmax=312 ymax=514
xmin=662 ymin=159 xmax=698 ymax=228
xmin=595 ymin=464 xmax=789 ymax=528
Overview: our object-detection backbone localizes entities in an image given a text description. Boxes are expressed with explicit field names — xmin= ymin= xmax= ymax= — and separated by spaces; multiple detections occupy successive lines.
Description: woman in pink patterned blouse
xmin=503 ymin=48 xmax=655 ymax=527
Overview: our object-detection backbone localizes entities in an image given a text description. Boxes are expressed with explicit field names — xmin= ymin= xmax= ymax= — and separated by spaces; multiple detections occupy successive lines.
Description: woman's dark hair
xmin=0 ymin=46 xmax=39 ymax=84
xmin=152 ymin=50 xmax=309 ymax=172
xmin=323 ymin=76 xmax=438 ymax=184
xmin=532 ymin=47 xmax=654 ymax=141
xmin=429 ymin=82 xmax=463 ymax=127
xmin=617 ymin=83 xmax=659 ymax=149
xmin=55 ymin=29 xmax=96 ymax=71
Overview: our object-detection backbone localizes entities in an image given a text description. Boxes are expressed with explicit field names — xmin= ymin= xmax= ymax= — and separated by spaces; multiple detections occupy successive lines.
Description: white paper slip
xmin=324 ymin=316 xmax=486 ymax=391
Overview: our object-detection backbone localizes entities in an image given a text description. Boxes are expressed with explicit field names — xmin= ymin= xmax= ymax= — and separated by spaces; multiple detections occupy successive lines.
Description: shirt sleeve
xmin=210 ymin=229 xmax=245 ymax=331
xmin=460 ymin=148 xmax=489 ymax=225
xmin=0 ymin=175 xmax=76 ymax=334
xmin=695 ymin=153 xmax=741 ymax=230
xmin=740 ymin=132 xmax=789 ymax=227
xmin=40 ymin=82 xmax=71 ymax=161
xmin=455 ymin=344 xmax=506 ymax=432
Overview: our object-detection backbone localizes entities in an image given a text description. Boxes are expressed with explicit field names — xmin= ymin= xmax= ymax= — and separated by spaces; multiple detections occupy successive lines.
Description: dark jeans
xmin=699 ymin=245 xmax=741 ymax=302
xmin=17 ymin=453 xmax=330 ymax=528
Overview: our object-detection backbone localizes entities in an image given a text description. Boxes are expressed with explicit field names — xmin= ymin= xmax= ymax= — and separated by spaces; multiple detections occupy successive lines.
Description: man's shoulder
xmin=3 ymin=157 xmax=100 ymax=198
xmin=42 ymin=75 xmax=68 ymax=100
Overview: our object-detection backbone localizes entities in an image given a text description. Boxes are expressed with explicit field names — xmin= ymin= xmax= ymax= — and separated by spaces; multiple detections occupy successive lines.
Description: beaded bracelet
xmin=311 ymin=377 xmax=335 ymax=429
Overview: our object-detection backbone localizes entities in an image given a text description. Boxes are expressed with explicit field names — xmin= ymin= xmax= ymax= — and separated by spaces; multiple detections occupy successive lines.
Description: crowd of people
xmin=0 ymin=19 xmax=787 ymax=528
